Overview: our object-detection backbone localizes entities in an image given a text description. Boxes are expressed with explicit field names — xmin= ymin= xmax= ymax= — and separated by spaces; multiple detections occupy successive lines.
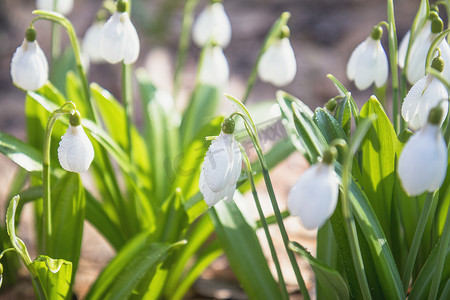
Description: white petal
xmin=122 ymin=14 xmax=140 ymax=64
xmin=99 ymin=13 xmax=126 ymax=64
xmin=347 ymin=39 xmax=367 ymax=81
xmin=37 ymin=0 xmax=73 ymax=15
xmin=398 ymin=30 xmax=410 ymax=69
xmin=58 ymin=125 xmax=95 ymax=173
xmin=228 ymin=139 xmax=242 ymax=185
xmin=374 ymin=41 xmax=389 ymax=87
xmin=82 ymin=22 xmax=104 ymax=63
xmin=401 ymin=75 xmax=429 ymax=129
xmin=407 ymin=26 xmax=433 ymax=84
xmin=192 ymin=2 xmax=231 ymax=48
xmin=198 ymin=46 xmax=229 ymax=87
xmin=11 ymin=40 xmax=48 ymax=91
xmin=199 ymin=169 xmax=225 ymax=207
xmin=353 ymin=39 xmax=377 ymax=90
xmin=288 ymin=163 xmax=339 ymax=229
xmin=418 ymin=76 xmax=448 ymax=127
xmin=398 ymin=125 xmax=447 ymax=195
xmin=202 ymin=133 xmax=233 ymax=192
xmin=258 ymin=38 xmax=297 ymax=86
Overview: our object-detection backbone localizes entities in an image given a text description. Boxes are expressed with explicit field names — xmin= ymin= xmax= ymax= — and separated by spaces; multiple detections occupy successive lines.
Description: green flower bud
xmin=325 ymin=98 xmax=338 ymax=112
xmin=116 ymin=0 xmax=128 ymax=13
xmin=69 ymin=110 xmax=82 ymax=127
xmin=428 ymin=11 xmax=439 ymax=20
xmin=279 ymin=25 xmax=290 ymax=39
xmin=431 ymin=17 xmax=443 ymax=34
xmin=370 ymin=25 xmax=383 ymax=40
xmin=222 ymin=117 xmax=235 ymax=134
xmin=25 ymin=27 xmax=36 ymax=42
xmin=322 ymin=147 xmax=337 ymax=165
xmin=428 ymin=105 xmax=444 ymax=125
xmin=431 ymin=55 xmax=445 ymax=73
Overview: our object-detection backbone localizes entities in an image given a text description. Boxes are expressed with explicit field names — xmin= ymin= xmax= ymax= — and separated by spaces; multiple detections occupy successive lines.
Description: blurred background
xmin=0 ymin=0 xmax=419 ymax=298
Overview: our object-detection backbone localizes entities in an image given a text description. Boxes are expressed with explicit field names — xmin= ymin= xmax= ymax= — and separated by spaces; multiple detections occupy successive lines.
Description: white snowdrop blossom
xmin=99 ymin=12 xmax=140 ymax=64
xmin=398 ymin=121 xmax=447 ymax=196
xmin=347 ymin=26 xmax=388 ymax=90
xmin=11 ymin=30 xmax=48 ymax=91
xmin=288 ymin=153 xmax=339 ymax=230
xmin=82 ymin=22 xmax=104 ymax=63
xmin=199 ymin=122 xmax=242 ymax=207
xmin=402 ymin=73 xmax=448 ymax=131
xmin=192 ymin=1 xmax=231 ymax=48
xmin=258 ymin=36 xmax=297 ymax=87
xmin=403 ymin=15 xmax=450 ymax=84
xmin=198 ymin=45 xmax=229 ymax=88
xmin=58 ymin=120 xmax=94 ymax=173
xmin=37 ymin=0 xmax=74 ymax=15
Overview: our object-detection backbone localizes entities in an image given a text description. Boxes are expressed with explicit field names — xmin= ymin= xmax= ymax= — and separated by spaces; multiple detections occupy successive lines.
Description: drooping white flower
xmin=403 ymin=14 xmax=450 ymax=84
xmin=99 ymin=10 xmax=140 ymax=64
xmin=82 ymin=22 xmax=104 ymax=63
xmin=192 ymin=0 xmax=231 ymax=48
xmin=198 ymin=45 xmax=229 ymax=88
xmin=199 ymin=119 xmax=242 ymax=207
xmin=402 ymin=57 xmax=448 ymax=131
xmin=288 ymin=150 xmax=339 ymax=230
xmin=58 ymin=112 xmax=94 ymax=173
xmin=347 ymin=25 xmax=388 ymax=90
xmin=398 ymin=109 xmax=447 ymax=196
xmin=258 ymin=26 xmax=297 ymax=87
xmin=10 ymin=28 xmax=48 ymax=91
xmin=36 ymin=0 xmax=74 ymax=15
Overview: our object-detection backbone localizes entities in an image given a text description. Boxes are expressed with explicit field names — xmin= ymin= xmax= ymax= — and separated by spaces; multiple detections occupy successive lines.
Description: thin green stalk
xmin=238 ymin=143 xmax=289 ymax=300
xmin=32 ymin=11 xmax=97 ymax=122
xmin=428 ymin=192 xmax=450 ymax=300
xmin=173 ymin=0 xmax=200 ymax=99
xmin=42 ymin=102 xmax=76 ymax=254
xmin=387 ymin=0 xmax=400 ymax=133
xmin=122 ymin=63 xmax=134 ymax=161
xmin=402 ymin=192 xmax=437 ymax=293
xmin=242 ymin=12 xmax=291 ymax=104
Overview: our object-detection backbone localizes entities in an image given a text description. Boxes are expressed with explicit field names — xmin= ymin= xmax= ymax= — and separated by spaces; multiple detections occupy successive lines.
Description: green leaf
xmin=209 ymin=201 xmax=282 ymax=300
xmin=326 ymin=74 xmax=360 ymax=124
xmin=180 ymin=84 xmax=220 ymax=148
xmin=0 ymin=132 xmax=43 ymax=174
xmin=49 ymin=172 xmax=85 ymax=282
xmin=86 ymin=231 xmax=186 ymax=300
xmin=359 ymin=97 xmax=397 ymax=242
xmin=290 ymin=241 xmax=349 ymax=300
xmin=32 ymin=256 xmax=73 ymax=300
xmin=334 ymin=94 xmax=352 ymax=137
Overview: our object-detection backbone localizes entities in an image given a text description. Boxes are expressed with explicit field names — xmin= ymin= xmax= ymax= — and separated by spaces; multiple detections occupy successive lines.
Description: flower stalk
xmin=43 ymin=101 xmax=77 ymax=254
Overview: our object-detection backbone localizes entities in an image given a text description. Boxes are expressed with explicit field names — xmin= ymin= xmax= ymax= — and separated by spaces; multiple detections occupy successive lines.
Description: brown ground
xmin=0 ymin=0 xmax=418 ymax=299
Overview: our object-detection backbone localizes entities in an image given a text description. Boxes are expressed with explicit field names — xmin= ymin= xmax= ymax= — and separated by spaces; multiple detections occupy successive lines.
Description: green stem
xmin=173 ymin=0 xmax=200 ymax=99
xmin=42 ymin=102 xmax=76 ymax=255
xmin=387 ymin=0 xmax=400 ymax=133
xmin=342 ymin=144 xmax=372 ymax=300
xmin=242 ymin=12 xmax=291 ymax=104
xmin=402 ymin=192 xmax=436 ymax=293
xmin=122 ymin=63 xmax=134 ymax=161
xmin=428 ymin=193 xmax=450 ymax=300
xmin=238 ymin=143 xmax=289 ymax=300
xmin=32 ymin=11 xmax=97 ymax=122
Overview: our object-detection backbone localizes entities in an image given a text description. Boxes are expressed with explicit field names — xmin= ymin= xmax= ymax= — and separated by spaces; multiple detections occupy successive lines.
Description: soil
xmin=0 ymin=0 xmax=418 ymax=299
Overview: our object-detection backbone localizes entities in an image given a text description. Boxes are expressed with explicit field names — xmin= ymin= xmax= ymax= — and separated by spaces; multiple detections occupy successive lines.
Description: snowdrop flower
xmin=198 ymin=44 xmax=229 ymax=88
xmin=288 ymin=148 xmax=339 ymax=230
xmin=37 ymin=0 xmax=73 ymax=15
xmin=398 ymin=106 xmax=447 ymax=196
xmin=199 ymin=118 xmax=242 ymax=207
xmin=346 ymin=25 xmax=388 ymax=90
xmin=99 ymin=0 xmax=140 ymax=64
xmin=258 ymin=25 xmax=297 ymax=87
xmin=402 ymin=56 xmax=448 ymax=131
xmin=10 ymin=27 xmax=48 ymax=91
xmin=404 ymin=13 xmax=450 ymax=84
xmin=192 ymin=0 xmax=231 ymax=48
xmin=82 ymin=21 xmax=104 ymax=63
xmin=58 ymin=111 xmax=94 ymax=173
